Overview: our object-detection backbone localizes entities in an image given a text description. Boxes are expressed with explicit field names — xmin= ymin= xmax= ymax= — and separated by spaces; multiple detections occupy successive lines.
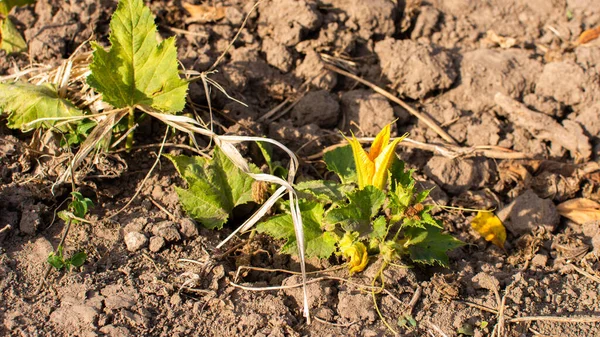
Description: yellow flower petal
xmin=372 ymin=134 xmax=406 ymax=190
xmin=347 ymin=135 xmax=375 ymax=189
xmin=368 ymin=123 xmax=391 ymax=161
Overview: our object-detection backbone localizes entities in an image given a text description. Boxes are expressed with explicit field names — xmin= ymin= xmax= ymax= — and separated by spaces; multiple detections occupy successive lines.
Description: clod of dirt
xmin=445 ymin=49 xmax=541 ymax=113
xmin=574 ymin=101 xmax=600 ymax=138
xmin=99 ymin=325 xmax=130 ymax=336
xmin=497 ymin=189 xmax=560 ymax=236
xmin=179 ymin=218 xmax=199 ymax=239
xmin=124 ymin=232 xmax=148 ymax=252
xmin=49 ymin=288 xmax=104 ymax=333
xmin=453 ymin=189 xmax=500 ymax=210
xmin=304 ymin=20 xmax=356 ymax=55
xmin=575 ymin=45 xmax=600 ymax=73
xmin=149 ymin=236 xmax=165 ymax=253
xmin=375 ymin=38 xmax=456 ymax=99
xmin=340 ymin=89 xmax=395 ymax=136
xmin=257 ymin=0 xmax=322 ymax=47
xmin=323 ymin=0 xmax=398 ymax=40
xmin=337 ymin=288 xmax=377 ymax=322
xmin=24 ymin=0 xmax=106 ymax=62
xmin=424 ymin=157 xmax=496 ymax=195
xmin=224 ymin=46 xmax=297 ymax=99
xmin=19 ymin=203 xmax=46 ymax=235
xmin=295 ymin=48 xmax=337 ymax=91
xmin=152 ymin=221 xmax=182 ymax=242
xmin=101 ymin=285 xmax=137 ymax=311
xmin=411 ymin=6 xmax=442 ymax=41
xmin=466 ymin=112 xmax=501 ymax=146
xmin=495 ymin=93 xmax=592 ymax=161
xmin=523 ymin=94 xmax=565 ymax=118
xmin=122 ymin=217 xmax=148 ymax=235
xmin=261 ymin=38 xmax=294 ymax=73
xmin=471 ymin=272 xmax=500 ymax=291
xmin=268 ymin=120 xmax=324 ymax=154
xmin=291 ymin=90 xmax=340 ymax=128
xmin=530 ymin=253 xmax=548 ymax=268
xmin=50 ymin=304 xmax=99 ymax=331
xmin=536 ymin=61 xmax=598 ymax=107
xmin=31 ymin=237 xmax=53 ymax=263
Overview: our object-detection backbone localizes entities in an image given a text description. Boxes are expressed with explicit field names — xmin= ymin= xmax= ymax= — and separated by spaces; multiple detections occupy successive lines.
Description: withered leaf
xmin=471 ymin=211 xmax=506 ymax=249
xmin=577 ymin=26 xmax=600 ymax=45
xmin=182 ymin=3 xmax=225 ymax=23
xmin=556 ymin=198 xmax=600 ymax=225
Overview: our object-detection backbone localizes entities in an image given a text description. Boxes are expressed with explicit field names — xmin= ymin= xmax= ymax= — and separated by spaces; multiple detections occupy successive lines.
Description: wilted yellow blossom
xmin=339 ymin=233 xmax=369 ymax=274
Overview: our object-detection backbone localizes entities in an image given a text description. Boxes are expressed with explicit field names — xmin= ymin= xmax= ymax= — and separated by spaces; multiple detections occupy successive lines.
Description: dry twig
xmin=323 ymin=63 xmax=458 ymax=145
xmin=305 ymin=135 xmax=531 ymax=161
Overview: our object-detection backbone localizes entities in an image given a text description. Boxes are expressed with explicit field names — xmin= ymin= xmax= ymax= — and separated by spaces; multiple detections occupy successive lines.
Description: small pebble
xmin=152 ymin=221 xmax=181 ymax=242
xmin=124 ymin=232 xmax=148 ymax=252
xmin=179 ymin=218 xmax=199 ymax=239
xmin=149 ymin=236 xmax=165 ymax=252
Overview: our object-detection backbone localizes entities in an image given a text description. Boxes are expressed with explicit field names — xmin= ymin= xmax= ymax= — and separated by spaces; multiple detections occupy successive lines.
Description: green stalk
xmin=126 ymin=106 xmax=135 ymax=150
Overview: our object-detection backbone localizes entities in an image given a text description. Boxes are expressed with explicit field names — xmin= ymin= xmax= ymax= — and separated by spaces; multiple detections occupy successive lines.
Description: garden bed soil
xmin=1 ymin=0 xmax=600 ymax=336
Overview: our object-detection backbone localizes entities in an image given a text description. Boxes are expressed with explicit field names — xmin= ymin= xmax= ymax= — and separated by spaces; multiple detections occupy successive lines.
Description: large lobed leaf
xmin=0 ymin=82 xmax=82 ymax=131
xmin=323 ymin=145 xmax=357 ymax=184
xmin=257 ymin=201 xmax=338 ymax=259
xmin=324 ymin=185 xmax=385 ymax=234
xmin=403 ymin=225 xmax=464 ymax=267
xmin=87 ymin=0 xmax=188 ymax=112
xmin=295 ymin=180 xmax=353 ymax=204
xmin=166 ymin=148 xmax=256 ymax=229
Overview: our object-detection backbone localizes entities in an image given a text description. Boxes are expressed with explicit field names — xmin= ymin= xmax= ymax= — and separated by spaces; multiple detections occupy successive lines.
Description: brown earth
xmin=1 ymin=0 xmax=600 ymax=336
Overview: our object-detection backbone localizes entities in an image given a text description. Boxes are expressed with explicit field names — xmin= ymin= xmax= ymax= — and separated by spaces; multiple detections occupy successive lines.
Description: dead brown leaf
xmin=577 ymin=26 xmax=600 ymax=45
xmin=182 ymin=3 xmax=225 ymax=23
xmin=556 ymin=198 xmax=600 ymax=225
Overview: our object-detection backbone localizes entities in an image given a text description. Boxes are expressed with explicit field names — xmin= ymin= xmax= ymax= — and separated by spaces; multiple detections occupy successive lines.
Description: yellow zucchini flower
xmin=346 ymin=123 xmax=406 ymax=190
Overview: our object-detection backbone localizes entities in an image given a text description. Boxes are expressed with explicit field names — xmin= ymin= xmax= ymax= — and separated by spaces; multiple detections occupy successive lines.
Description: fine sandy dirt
xmin=1 ymin=0 xmax=600 ymax=336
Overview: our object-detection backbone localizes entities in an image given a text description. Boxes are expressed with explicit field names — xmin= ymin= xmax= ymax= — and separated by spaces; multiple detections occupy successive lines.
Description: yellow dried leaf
xmin=182 ymin=3 xmax=225 ymax=23
xmin=577 ymin=26 xmax=600 ymax=45
xmin=471 ymin=211 xmax=506 ymax=249
xmin=556 ymin=198 xmax=600 ymax=225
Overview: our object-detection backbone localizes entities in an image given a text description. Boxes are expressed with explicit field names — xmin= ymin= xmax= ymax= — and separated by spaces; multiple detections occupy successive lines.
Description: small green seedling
xmin=479 ymin=320 xmax=489 ymax=330
xmin=47 ymin=244 xmax=87 ymax=272
xmin=58 ymin=191 xmax=94 ymax=224
xmin=61 ymin=119 xmax=97 ymax=147
xmin=48 ymin=192 xmax=94 ymax=271
xmin=398 ymin=314 xmax=417 ymax=329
